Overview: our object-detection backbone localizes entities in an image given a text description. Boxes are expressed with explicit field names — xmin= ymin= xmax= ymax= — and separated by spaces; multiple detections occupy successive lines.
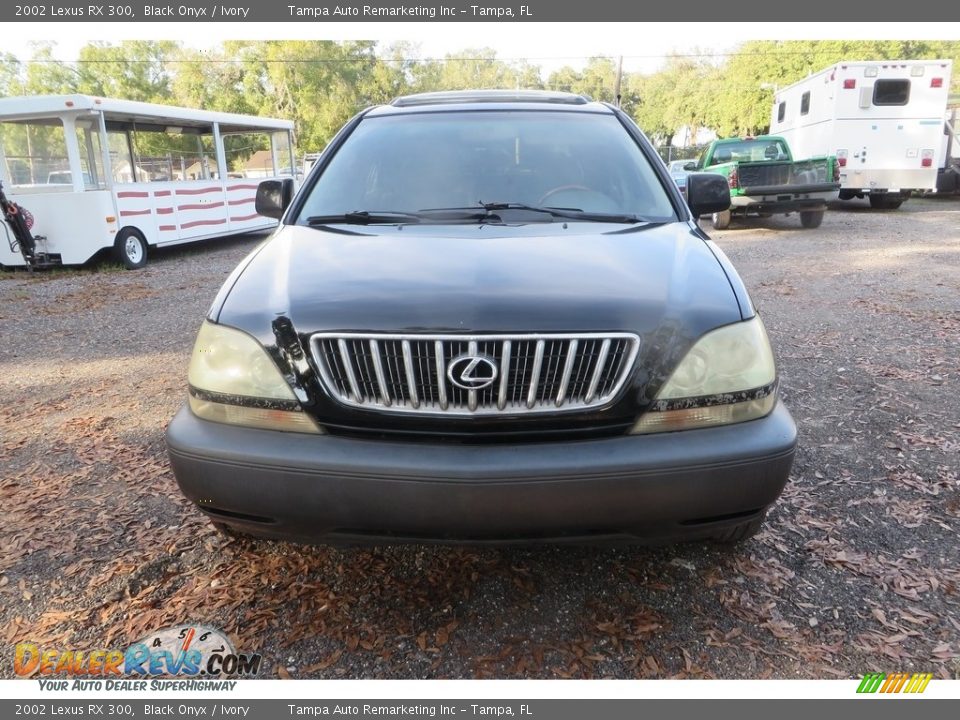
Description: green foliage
xmin=73 ymin=41 xmax=178 ymax=101
xmin=6 ymin=39 xmax=959 ymax=153
xmin=0 ymin=52 xmax=26 ymax=96
xmin=408 ymin=47 xmax=543 ymax=93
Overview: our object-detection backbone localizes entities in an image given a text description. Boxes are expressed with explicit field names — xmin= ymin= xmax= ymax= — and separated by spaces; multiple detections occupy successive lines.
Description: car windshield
xmin=295 ymin=110 xmax=676 ymax=224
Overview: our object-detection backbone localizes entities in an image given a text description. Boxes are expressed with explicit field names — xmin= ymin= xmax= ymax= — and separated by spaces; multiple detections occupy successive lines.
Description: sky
xmin=4 ymin=31 xmax=729 ymax=76
xmin=5 ymin=22 xmax=958 ymax=76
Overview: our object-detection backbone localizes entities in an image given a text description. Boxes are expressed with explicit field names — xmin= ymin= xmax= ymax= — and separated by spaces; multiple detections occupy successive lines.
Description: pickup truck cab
xmin=698 ymin=136 xmax=840 ymax=229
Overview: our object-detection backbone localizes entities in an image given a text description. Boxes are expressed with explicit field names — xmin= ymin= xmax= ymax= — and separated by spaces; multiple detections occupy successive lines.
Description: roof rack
xmin=391 ymin=90 xmax=590 ymax=108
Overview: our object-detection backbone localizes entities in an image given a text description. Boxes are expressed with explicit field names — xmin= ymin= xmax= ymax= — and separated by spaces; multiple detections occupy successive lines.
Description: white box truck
xmin=769 ymin=59 xmax=952 ymax=209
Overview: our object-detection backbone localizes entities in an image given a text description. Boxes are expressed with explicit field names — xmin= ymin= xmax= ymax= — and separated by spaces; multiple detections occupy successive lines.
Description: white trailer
xmin=0 ymin=94 xmax=295 ymax=269
xmin=769 ymin=59 xmax=952 ymax=209
xmin=935 ymin=100 xmax=959 ymax=194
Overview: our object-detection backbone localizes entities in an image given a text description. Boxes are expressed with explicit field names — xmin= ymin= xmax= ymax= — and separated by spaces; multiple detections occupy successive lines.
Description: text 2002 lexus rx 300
xmin=166 ymin=90 xmax=797 ymax=546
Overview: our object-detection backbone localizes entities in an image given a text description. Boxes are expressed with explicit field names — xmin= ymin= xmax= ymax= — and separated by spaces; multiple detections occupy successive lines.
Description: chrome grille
xmin=309 ymin=333 xmax=640 ymax=416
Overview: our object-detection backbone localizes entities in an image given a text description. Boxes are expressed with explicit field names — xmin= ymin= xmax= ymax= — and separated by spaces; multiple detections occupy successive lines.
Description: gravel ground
xmin=1 ymin=198 xmax=958 ymax=679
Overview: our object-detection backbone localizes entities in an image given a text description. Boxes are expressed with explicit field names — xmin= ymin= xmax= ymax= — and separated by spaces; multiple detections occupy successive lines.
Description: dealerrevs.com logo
xmin=15 ymin=624 xmax=261 ymax=687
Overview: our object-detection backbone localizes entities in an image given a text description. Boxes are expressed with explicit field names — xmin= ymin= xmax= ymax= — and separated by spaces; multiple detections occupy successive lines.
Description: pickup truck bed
xmin=699 ymin=136 xmax=840 ymax=229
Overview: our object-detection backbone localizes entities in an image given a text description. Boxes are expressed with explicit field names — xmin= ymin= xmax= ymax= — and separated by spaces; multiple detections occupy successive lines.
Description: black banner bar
xmin=2 ymin=1 xmax=959 ymax=22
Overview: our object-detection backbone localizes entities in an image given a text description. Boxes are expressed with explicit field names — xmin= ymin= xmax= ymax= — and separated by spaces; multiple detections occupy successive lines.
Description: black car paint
xmin=168 ymin=94 xmax=797 ymax=543
xmin=213 ymin=220 xmax=743 ymax=438
xmin=203 ymin=102 xmax=749 ymax=439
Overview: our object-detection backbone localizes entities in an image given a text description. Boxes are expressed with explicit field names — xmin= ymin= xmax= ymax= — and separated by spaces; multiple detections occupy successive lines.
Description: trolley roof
xmin=0 ymin=94 xmax=294 ymax=133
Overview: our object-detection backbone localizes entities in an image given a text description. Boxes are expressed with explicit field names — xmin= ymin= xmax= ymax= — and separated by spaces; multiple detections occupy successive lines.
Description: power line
xmin=6 ymin=47 xmax=954 ymax=66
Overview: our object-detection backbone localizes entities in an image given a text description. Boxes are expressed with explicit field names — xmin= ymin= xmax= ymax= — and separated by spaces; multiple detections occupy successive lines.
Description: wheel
xmin=113 ymin=228 xmax=148 ymax=269
xmin=838 ymin=190 xmax=857 ymax=201
xmin=868 ymin=194 xmax=904 ymax=210
xmin=711 ymin=209 xmax=731 ymax=230
xmin=711 ymin=514 xmax=766 ymax=544
xmin=800 ymin=210 xmax=824 ymax=229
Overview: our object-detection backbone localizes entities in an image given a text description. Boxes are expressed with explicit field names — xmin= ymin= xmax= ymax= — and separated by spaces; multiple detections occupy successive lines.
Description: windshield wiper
xmin=419 ymin=202 xmax=647 ymax=224
xmin=482 ymin=202 xmax=648 ymax=224
xmin=305 ymin=211 xmax=422 ymax=225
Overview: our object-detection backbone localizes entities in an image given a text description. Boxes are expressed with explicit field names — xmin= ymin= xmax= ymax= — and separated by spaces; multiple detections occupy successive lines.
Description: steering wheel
xmin=538 ymin=184 xmax=593 ymax=206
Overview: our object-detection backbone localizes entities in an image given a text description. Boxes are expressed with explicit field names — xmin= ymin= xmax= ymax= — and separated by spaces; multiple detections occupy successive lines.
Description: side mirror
xmin=683 ymin=161 xmax=697 ymax=172
xmin=686 ymin=172 xmax=730 ymax=217
xmin=255 ymin=179 xmax=295 ymax=220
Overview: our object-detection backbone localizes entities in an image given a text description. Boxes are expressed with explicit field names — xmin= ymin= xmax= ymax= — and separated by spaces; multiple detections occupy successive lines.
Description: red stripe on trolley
xmin=175 ymin=187 xmax=222 ymax=196
xmin=227 ymin=184 xmax=260 ymax=191
xmin=178 ymin=201 xmax=225 ymax=211
xmin=156 ymin=207 xmax=174 ymax=215
xmin=228 ymin=197 xmax=255 ymax=206
xmin=153 ymin=190 xmax=172 ymax=197
xmin=119 ymin=209 xmax=151 ymax=217
xmin=230 ymin=213 xmax=261 ymax=222
xmin=159 ymin=225 xmax=177 ymax=231
xmin=117 ymin=191 xmax=149 ymax=198
xmin=180 ymin=218 xmax=227 ymax=229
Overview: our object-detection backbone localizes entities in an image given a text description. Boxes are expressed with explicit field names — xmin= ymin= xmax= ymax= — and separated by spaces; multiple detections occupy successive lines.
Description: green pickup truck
xmin=693 ymin=136 xmax=840 ymax=230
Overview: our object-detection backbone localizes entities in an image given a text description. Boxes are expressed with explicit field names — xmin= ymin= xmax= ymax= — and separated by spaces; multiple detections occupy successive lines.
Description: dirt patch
xmin=1 ymin=205 xmax=958 ymax=679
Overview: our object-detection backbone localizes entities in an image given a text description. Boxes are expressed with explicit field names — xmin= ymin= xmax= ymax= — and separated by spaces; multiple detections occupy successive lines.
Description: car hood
xmin=216 ymin=221 xmax=744 ymax=343
xmin=213 ymin=220 xmax=748 ymax=431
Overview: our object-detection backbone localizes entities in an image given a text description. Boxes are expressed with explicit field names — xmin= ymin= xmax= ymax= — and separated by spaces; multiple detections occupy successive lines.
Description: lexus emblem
xmin=447 ymin=354 xmax=499 ymax=390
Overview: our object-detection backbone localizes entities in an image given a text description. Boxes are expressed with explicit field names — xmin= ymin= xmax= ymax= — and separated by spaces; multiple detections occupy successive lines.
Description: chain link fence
xmin=656 ymin=144 xmax=709 ymax=165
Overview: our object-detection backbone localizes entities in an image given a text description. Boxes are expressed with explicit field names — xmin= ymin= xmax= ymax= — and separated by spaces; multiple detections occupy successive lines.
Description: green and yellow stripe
xmin=857 ymin=672 xmax=933 ymax=694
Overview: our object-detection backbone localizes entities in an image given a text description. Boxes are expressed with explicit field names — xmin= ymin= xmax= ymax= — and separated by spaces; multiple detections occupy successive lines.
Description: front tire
xmin=800 ymin=210 xmax=824 ymax=229
xmin=113 ymin=228 xmax=148 ymax=269
xmin=711 ymin=209 xmax=731 ymax=230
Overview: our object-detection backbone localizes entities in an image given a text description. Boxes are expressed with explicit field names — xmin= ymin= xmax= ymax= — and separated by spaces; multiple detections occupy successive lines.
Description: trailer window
xmin=75 ymin=124 xmax=107 ymax=190
xmin=800 ymin=92 xmax=810 ymax=116
xmin=777 ymin=102 xmax=786 ymax=123
xmin=873 ymin=79 xmax=910 ymax=106
xmin=272 ymin=131 xmax=295 ymax=177
xmin=0 ymin=120 xmax=71 ymax=189
xmin=223 ymin=132 xmax=273 ymax=179
xmin=132 ymin=127 xmax=215 ymax=182
xmin=106 ymin=131 xmax=136 ymax=183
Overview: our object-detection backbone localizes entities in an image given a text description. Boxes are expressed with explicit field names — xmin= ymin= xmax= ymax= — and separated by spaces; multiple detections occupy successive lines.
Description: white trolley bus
xmin=0 ymin=94 xmax=295 ymax=269
xmin=769 ymin=60 xmax=953 ymax=209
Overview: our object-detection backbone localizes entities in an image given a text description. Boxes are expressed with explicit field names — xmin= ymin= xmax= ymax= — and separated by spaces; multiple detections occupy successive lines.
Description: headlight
xmin=631 ymin=317 xmax=777 ymax=434
xmin=187 ymin=321 xmax=322 ymax=434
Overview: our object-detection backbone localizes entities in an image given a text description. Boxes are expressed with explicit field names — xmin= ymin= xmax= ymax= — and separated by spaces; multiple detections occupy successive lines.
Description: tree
xmin=708 ymin=40 xmax=960 ymax=136
xmin=410 ymin=48 xmax=543 ymax=93
xmin=0 ymin=52 xmax=26 ymax=96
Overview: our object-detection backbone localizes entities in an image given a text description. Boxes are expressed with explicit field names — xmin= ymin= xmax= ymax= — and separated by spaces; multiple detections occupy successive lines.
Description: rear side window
xmin=777 ymin=102 xmax=786 ymax=122
xmin=873 ymin=79 xmax=911 ymax=106
xmin=800 ymin=92 xmax=810 ymax=115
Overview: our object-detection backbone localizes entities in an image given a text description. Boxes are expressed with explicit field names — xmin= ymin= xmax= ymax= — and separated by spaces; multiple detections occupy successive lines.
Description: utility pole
xmin=614 ymin=55 xmax=623 ymax=107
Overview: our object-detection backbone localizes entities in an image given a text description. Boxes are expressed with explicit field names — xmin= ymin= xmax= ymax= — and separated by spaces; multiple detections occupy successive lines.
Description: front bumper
xmin=165 ymin=401 xmax=797 ymax=545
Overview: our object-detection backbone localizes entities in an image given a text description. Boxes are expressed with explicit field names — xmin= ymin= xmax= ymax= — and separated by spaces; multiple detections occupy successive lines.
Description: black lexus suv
xmin=166 ymin=90 xmax=797 ymax=545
